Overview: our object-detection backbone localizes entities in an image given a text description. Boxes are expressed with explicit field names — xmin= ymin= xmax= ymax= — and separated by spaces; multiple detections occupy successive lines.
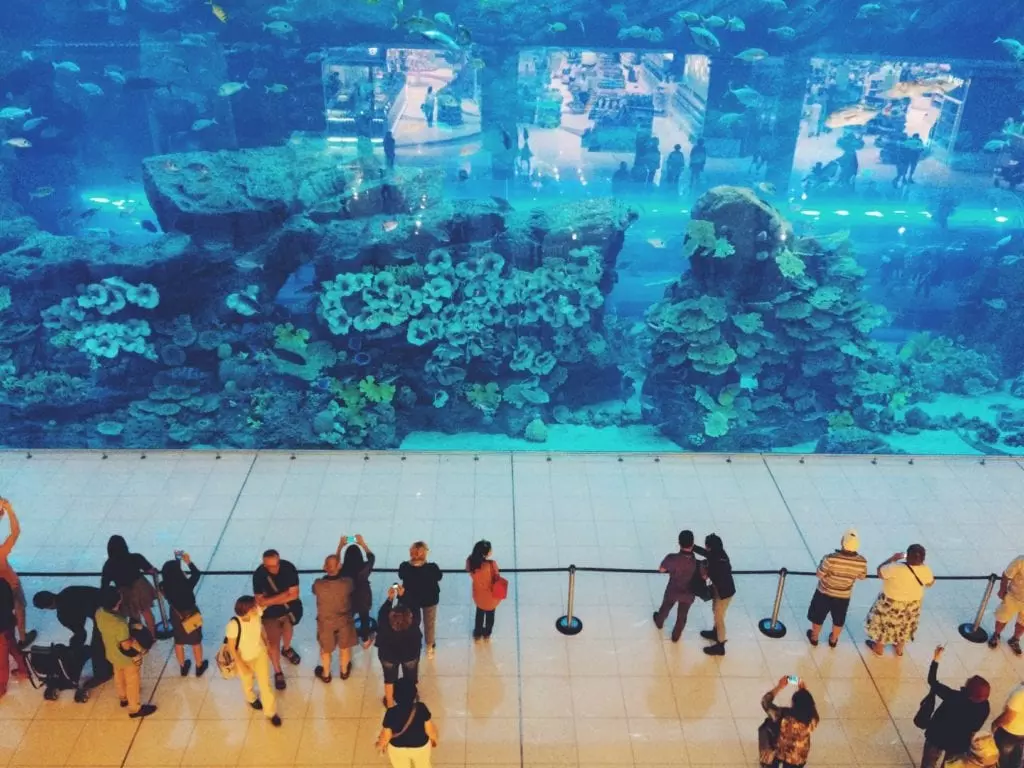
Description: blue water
xmin=1 ymin=2 xmax=1024 ymax=454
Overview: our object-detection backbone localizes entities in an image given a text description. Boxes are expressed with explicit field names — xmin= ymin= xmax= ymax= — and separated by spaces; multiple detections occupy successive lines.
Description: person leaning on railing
xmin=865 ymin=544 xmax=935 ymax=657
xmin=806 ymin=529 xmax=868 ymax=649
xmin=693 ymin=533 xmax=735 ymax=656
xmin=988 ymin=555 xmax=1024 ymax=656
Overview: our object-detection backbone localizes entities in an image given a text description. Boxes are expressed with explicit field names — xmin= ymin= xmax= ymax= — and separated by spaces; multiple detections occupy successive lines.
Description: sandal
xmin=274 ymin=671 xmax=287 ymax=690
xmin=828 ymin=637 xmax=838 ymax=649
xmin=339 ymin=662 xmax=352 ymax=681
xmin=314 ymin=665 xmax=332 ymax=684
xmin=865 ymin=640 xmax=884 ymax=657
xmin=281 ymin=647 xmax=301 ymax=665
xmin=805 ymin=630 xmax=819 ymax=647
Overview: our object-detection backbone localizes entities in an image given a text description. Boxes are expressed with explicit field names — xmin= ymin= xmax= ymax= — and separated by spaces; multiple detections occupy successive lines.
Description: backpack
xmin=216 ymin=617 xmax=242 ymax=679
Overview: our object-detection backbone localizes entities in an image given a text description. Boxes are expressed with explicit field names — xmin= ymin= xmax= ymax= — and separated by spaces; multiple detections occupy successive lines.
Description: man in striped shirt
xmin=806 ymin=529 xmax=868 ymax=648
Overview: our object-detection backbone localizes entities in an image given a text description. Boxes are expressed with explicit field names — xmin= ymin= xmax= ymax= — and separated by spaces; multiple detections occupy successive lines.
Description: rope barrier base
xmin=957 ymin=622 xmax=989 ymax=644
xmin=155 ymin=621 xmax=175 ymax=641
xmin=758 ymin=618 xmax=787 ymax=639
xmin=555 ymin=615 xmax=583 ymax=636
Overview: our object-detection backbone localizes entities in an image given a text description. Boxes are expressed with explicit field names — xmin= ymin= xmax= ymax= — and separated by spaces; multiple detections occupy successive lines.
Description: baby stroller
xmin=24 ymin=643 xmax=89 ymax=702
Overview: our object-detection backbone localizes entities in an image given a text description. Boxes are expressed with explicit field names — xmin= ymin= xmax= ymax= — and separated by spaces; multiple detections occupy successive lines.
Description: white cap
xmin=841 ymin=529 xmax=860 ymax=552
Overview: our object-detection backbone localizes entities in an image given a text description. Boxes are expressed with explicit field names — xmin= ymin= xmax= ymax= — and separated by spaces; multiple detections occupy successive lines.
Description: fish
xmin=234 ymin=257 xmax=264 ymax=271
xmin=381 ymin=220 xmax=399 ymax=232
xmin=884 ymin=76 xmax=961 ymax=100
xmin=762 ymin=0 xmax=787 ymax=9
xmin=104 ymin=66 xmax=127 ymax=85
xmin=0 ymin=106 xmax=32 ymax=121
xmin=735 ymin=47 xmax=769 ymax=62
xmin=995 ymin=235 xmax=1013 ymax=248
xmin=768 ymin=26 xmax=797 ymax=40
xmin=856 ymin=3 xmax=884 ymax=19
xmin=29 ymin=186 xmax=54 ymax=198
xmin=995 ymin=37 xmax=1024 ymax=60
xmin=644 ymin=278 xmax=676 ymax=287
xmin=702 ymin=15 xmax=726 ymax=28
xmin=218 ymin=81 xmax=249 ymax=96
xmin=79 ymin=208 xmax=100 ymax=219
xmin=420 ymin=29 xmax=461 ymax=51
xmin=180 ymin=32 xmax=209 ymax=46
xmin=983 ymin=139 xmax=1010 ymax=152
xmin=52 ymin=60 xmax=81 ymax=72
xmin=825 ymin=104 xmax=879 ymax=129
xmin=21 ymin=50 xmax=34 ymax=61
xmin=192 ymin=118 xmax=218 ymax=131
xmin=140 ymin=220 xmax=159 ymax=232
xmin=730 ymin=85 xmax=764 ymax=108
xmin=607 ymin=4 xmax=629 ymax=24
xmin=262 ymin=21 xmax=295 ymax=35
xmin=266 ymin=5 xmax=293 ymax=17
xmin=646 ymin=238 xmax=667 ymax=249
xmin=208 ymin=2 xmax=228 ymax=22
xmin=725 ymin=16 xmax=745 ymax=32
xmin=401 ymin=12 xmax=436 ymax=33
xmin=77 ymin=82 xmax=105 ymax=96
xmin=434 ymin=11 xmax=453 ymax=26
xmin=304 ymin=50 xmax=326 ymax=64
xmin=984 ymin=298 xmax=1008 ymax=311
xmin=756 ymin=182 xmax=777 ymax=195
xmin=689 ymin=26 xmax=721 ymax=52
xmin=717 ymin=112 xmax=745 ymax=128
xmin=618 ymin=25 xmax=663 ymax=41
xmin=265 ymin=84 xmax=288 ymax=94
xmin=1002 ymin=255 xmax=1021 ymax=266
xmin=547 ymin=22 xmax=567 ymax=33
xmin=671 ymin=11 xmax=702 ymax=26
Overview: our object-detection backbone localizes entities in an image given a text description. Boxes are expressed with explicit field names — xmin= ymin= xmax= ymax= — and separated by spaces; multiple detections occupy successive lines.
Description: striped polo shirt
xmin=816 ymin=550 xmax=868 ymax=599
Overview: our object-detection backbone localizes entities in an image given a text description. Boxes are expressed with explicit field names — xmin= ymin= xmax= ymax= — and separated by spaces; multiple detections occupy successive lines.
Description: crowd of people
xmin=2 ymin=497 xmax=1024 ymax=768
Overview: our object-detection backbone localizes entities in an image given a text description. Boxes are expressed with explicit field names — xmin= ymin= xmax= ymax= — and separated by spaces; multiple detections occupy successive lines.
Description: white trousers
xmin=387 ymin=743 xmax=432 ymax=768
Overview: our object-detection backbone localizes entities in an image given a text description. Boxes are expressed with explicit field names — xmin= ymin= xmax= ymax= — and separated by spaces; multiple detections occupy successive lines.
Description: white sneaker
xmin=426 ymin=645 xmax=436 ymax=659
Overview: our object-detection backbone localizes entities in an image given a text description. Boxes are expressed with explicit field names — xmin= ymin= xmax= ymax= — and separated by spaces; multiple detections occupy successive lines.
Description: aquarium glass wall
xmin=1 ymin=1 xmax=1023 ymax=454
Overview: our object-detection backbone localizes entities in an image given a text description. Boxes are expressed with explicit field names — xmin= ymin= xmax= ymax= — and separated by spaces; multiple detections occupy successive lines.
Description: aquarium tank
xmin=1 ymin=0 xmax=1023 ymax=455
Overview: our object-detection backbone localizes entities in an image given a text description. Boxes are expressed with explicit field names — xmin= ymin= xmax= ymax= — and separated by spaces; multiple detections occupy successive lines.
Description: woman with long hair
xmin=101 ymin=535 xmax=158 ymax=639
xmin=376 ymin=586 xmax=422 ymax=708
xmin=376 ymin=679 xmax=439 ymax=767
xmin=160 ymin=552 xmax=207 ymax=677
xmin=466 ymin=540 xmax=500 ymax=641
xmin=761 ymin=677 xmax=820 ymax=768
xmin=339 ymin=534 xmax=375 ymax=646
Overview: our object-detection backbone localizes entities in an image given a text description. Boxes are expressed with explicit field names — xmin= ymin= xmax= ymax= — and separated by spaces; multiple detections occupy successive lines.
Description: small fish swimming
xmin=20 ymin=50 xmax=34 ymax=61
xmin=0 ymin=106 xmax=32 ymax=121
xmin=5 ymin=138 xmax=32 ymax=149
xmin=264 ymin=84 xmax=288 ymax=94
xmin=218 ymin=81 xmax=249 ymax=96
xmin=756 ymin=182 xmax=777 ymax=195
xmin=79 ymin=207 xmax=100 ymax=219
xmin=995 ymin=235 xmax=1013 ymax=248
xmin=725 ymin=16 xmax=745 ymax=32
xmin=689 ymin=26 xmax=721 ymax=52
xmin=825 ymin=104 xmax=878 ymax=129
xmin=735 ymin=47 xmax=769 ymax=62
xmin=234 ymin=257 xmax=264 ymax=271
xmin=180 ymin=32 xmax=209 ymax=46
xmin=77 ymin=82 xmax=105 ymax=96
xmin=262 ymin=21 xmax=294 ymax=35
xmin=433 ymin=11 xmax=453 ymax=26
xmin=644 ymin=278 xmax=676 ymax=287
xmin=381 ymin=220 xmax=399 ymax=232
xmin=856 ymin=3 xmax=884 ymax=19
xmin=762 ymin=0 xmax=787 ymax=9
xmin=646 ymin=238 xmax=667 ymax=249
xmin=717 ymin=112 xmax=745 ymax=128
xmin=995 ymin=37 xmax=1024 ymax=60
xmin=104 ymin=66 xmax=127 ymax=85
xmin=730 ymin=85 xmax=764 ymax=108
xmin=208 ymin=1 xmax=228 ymax=23
xmin=420 ymin=29 xmax=461 ymax=51
xmin=29 ymin=186 xmax=54 ymax=199
xmin=266 ymin=5 xmax=293 ymax=18
xmin=983 ymin=139 xmax=1010 ymax=152
xmin=192 ymin=118 xmax=218 ymax=131
xmin=671 ymin=11 xmax=702 ymax=26
xmin=401 ymin=12 xmax=436 ymax=33
xmin=52 ymin=60 xmax=81 ymax=72
xmin=547 ymin=22 xmax=567 ymax=33
xmin=984 ymin=298 xmax=1008 ymax=311
xmin=618 ymin=25 xmax=663 ymax=41
xmin=304 ymin=50 xmax=326 ymax=64
xmin=768 ymin=26 xmax=797 ymax=40
xmin=702 ymin=15 xmax=726 ymax=28
xmin=1002 ymin=255 xmax=1021 ymax=267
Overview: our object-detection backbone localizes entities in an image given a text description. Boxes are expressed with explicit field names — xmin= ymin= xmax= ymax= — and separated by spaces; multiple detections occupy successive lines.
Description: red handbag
xmin=490 ymin=562 xmax=509 ymax=601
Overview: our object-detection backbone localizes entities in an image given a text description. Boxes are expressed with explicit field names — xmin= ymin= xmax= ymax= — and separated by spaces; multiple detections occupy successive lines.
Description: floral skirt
xmin=865 ymin=593 xmax=922 ymax=645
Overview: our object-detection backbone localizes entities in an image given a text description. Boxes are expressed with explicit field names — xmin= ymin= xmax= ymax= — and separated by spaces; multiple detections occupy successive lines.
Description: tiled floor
xmin=1 ymin=450 xmax=1023 ymax=767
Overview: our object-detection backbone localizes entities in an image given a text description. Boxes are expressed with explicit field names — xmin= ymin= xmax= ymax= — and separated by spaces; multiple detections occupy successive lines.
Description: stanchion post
xmin=151 ymin=573 xmax=175 ymax=640
xmin=959 ymin=573 xmax=998 ymax=643
xmin=758 ymin=567 xmax=788 ymax=639
xmin=556 ymin=564 xmax=583 ymax=636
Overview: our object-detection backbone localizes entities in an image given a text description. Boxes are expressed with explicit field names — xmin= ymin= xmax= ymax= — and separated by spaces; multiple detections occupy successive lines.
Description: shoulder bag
xmin=691 ymin=558 xmax=713 ymax=602
xmin=904 ymin=563 xmax=924 ymax=586
xmin=913 ymin=689 xmax=936 ymax=730
xmin=216 ymin=617 xmax=242 ymax=679
xmin=174 ymin=606 xmax=204 ymax=635
xmin=266 ymin=572 xmax=304 ymax=625
xmin=390 ymin=703 xmax=421 ymax=743
xmin=490 ymin=561 xmax=509 ymax=601
xmin=757 ymin=716 xmax=779 ymax=766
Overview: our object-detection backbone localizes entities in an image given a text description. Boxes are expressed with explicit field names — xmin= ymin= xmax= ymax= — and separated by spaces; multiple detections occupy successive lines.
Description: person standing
xmin=225 ymin=596 xmax=281 ymax=727
xmin=904 ymin=133 xmax=925 ymax=183
xmin=806 ymin=529 xmax=868 ymax=648
xmin=312 ymin=550 xmax=357 ymax=683
xmin=0 ymin=498 xmax=37 ymax=649
xmin=892 ymin=133 xmax=911 ymax=188
xmin=467 ymin=540 xmax=501 ymax=641
xmin=94 ymin=587 xmax=157 ymax=719
xmin=663 ymin=144 xmax=685 ymax=192
xmin=376 ymin=586 xmax=422 ymax=708
xmin=992 ymin=684 xmax=1024 ymax=768
xmin=383 ymin=130 xmax=396 ymax=170
xmin=339 ymin=534 xmax=376 ymax=646
xmin=422 ymin=86 xmax=436 ymax=128
xmin=376 ymin=679 xmax=439 ymax=768
xmin=100 ymin=535 xmax=159 ymax=640
xmin=399 ymin=541 xmax=443 ymax=660
xmin=920 ymin=645 xmax=990 ymax=768
xmin=695 ymin=533 xmax=735 ymax=656
xmin=689 ymin=138 xmax=707 ymax=191
xmin=160 ymin=552 xmax=207 ymax=677
xmin=33 ymin=585 xmax=111 ymax=685
xmin=0 ymin=576 xmax=27 ymax=698
xmin=653 ymin=529 xmax=698 ymax=643
xmin=252 ymin=549 xmax=302 ymax=691
xmin=612 ymin=161 xmax=631 ymax=198
xmin=988 ymin=555 xmax=1024 ymax=655
xmin=865 ymin=544 xmax=935 ymax=657
xmin=761 ymin=677 xmax=819 ymax=768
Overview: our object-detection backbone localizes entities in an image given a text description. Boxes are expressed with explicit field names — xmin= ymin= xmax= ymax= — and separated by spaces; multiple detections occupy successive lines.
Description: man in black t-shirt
xmin=253 ymin=549 xmax=302 ymax=691
xmin=33 ymin=585 xmax=112 ymax=684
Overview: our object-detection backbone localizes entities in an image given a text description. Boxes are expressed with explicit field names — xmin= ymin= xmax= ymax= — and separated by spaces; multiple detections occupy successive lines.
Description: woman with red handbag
xmin=467 ymin=540 xmax=505 ymax=641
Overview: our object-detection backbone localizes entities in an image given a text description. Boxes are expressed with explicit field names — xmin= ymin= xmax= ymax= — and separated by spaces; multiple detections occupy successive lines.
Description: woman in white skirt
xmin=865 ymin=544 xmax=935 ymax=657
xmin=376 ymin=678 xmax=438 ymax=768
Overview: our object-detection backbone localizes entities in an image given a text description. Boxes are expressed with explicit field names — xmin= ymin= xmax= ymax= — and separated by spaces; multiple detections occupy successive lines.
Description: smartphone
xmin=787 ymin=675 xmax=799 ymax=686
xmin=391 ymin=582 xmax=400 ymax=592
xmin=348 ymin=536 xmax=357 ymax=544
xmin=174 ymin=549 xmax=184 ymax=560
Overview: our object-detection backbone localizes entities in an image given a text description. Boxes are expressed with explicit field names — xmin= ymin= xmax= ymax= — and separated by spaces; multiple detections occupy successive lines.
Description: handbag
xmin=691 ymin=564 xmax=713 ymax=603
xmin=265 ymin=572 xmax=304 ymax=626
xmin=757 ymin=716 xmax=779 ymax=765
xmin=490 ymin=562 xmax=509 ymax=601
xmin=176 ymin=608 xmax=203 ymax=635
xmin=913 ymin=689 xmax=936 ymax=730
xmin=216 ymin=617 xmax=242 ymax=679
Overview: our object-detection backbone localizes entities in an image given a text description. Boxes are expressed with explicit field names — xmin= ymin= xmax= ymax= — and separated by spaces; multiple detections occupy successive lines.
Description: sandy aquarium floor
xmin=1 ymin=450 xmax=1023 ymax=767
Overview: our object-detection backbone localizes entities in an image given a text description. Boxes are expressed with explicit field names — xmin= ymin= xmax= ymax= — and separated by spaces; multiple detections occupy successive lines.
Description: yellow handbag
xmin=178 ymin=609 xmax=204 ymax=634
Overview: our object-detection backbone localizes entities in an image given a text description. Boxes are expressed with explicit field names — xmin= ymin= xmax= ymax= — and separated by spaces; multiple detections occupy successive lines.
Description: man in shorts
xmin=252 ymin=549 xmax=301 ymax=690
xmin=806 ymin=528 xmax=868 ymax=648
xmin=0 ymin=498 xmax=37 ymax=649
xmin=989 ymin=555 xmax=1024 ymax=655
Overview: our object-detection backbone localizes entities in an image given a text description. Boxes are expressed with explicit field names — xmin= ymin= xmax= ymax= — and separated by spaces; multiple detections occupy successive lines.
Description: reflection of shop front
xmin=323 ymin=47 xmax=406 ymax=141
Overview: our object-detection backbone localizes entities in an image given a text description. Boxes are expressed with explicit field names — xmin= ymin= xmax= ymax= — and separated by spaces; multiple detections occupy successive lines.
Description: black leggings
xmin=474 ymin=608 xmax=495 ymax=636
